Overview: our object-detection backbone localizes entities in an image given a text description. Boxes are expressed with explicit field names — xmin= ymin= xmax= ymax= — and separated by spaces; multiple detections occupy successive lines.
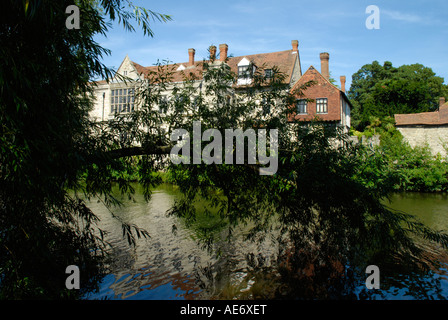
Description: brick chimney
xmin=320 ymin=52 xmax=330 ymax=80
xmin=291 ymin=40 xmax=298 ymax=53
xmin=440 ymin=97 xmax=446 ymax=108
xmin=340 ymin=75 xmax=346 ymax=93
xmin=188 ymin=48 xmax=195 ymax=67
xmin=219 ymin=43 xmax=228 ymax=62
xmin=209 ymin=45 xmax=217 ymax=61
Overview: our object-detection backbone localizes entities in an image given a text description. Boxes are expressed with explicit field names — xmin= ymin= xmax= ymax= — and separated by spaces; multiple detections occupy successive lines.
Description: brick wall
xmin=290 ymin=66 xmax=341 ymax=122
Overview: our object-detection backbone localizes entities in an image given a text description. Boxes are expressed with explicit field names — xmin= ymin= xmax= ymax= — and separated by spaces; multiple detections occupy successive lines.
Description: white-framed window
xmin=297 ymin=99 xmax=307 ymax=114
xmin=264 ymin=69 xmax=273 ymax=79
xmin=238 ymin=65 xmax=253 ymax=79
xmin=316 ymin=98 xmax=328 ymax=114
xmin=111 ymin=87 xmax=135 ymax=114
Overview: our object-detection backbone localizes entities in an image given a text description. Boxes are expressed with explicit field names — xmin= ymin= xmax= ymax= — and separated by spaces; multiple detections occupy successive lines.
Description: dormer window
xmin=237 ymin=57 xmax=255 ymax=85
xmin=264 ymin=69 xmax=273 ymax=79
xmin=238 ymin=65 xmax=253 ymax=79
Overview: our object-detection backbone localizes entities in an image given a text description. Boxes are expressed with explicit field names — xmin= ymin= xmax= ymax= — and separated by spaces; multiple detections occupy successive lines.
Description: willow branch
xmin=105 ymin=145 xmax=172 ymax=159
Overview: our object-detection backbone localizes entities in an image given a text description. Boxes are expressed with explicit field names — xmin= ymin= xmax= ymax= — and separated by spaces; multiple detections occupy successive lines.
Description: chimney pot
xmin=440 ymin=97 xmax=446 ymax=108
xmin=291 ymin=40 xmax=299 ymax=53
xmin=340 ymin=75 xmax=346 ymax=93
xmin=219 ymin=43 xmax=228 ymax=62
xmin=188 ymin=48 xmax=195 ymax=67
xmin=209 ymin=45 xmax=217 ymax=61
xmin=320 ymin=52 xmax=330 ymax=80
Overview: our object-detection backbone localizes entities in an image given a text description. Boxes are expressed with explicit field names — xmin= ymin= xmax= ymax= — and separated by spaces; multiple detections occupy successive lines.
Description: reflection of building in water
xmin=108 ymin=266 xmax=203 ymax=300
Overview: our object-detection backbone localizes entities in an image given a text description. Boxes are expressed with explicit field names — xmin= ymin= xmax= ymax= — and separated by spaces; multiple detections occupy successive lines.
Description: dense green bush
xmin=382 ymin=141 xmax=448 ymax=192
xmin=353 ymin=118 xmax=448 ymax=193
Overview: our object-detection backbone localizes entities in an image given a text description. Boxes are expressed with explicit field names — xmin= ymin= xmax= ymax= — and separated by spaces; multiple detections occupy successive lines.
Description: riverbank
xmin=107 ymin=130 xmax=448 ymax=194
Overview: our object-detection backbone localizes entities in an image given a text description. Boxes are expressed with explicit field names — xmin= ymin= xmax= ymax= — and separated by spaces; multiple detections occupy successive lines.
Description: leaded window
xmin=316 ymin=98 xmax=328 ymax=114
xmin=297 ymin=99 xmax=307 ymax=114
xmin=111 ymin=87 xmax=135 ymax=114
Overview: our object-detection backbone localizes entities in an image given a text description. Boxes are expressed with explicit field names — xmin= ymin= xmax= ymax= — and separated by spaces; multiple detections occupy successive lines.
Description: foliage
xmin=352 ymin=117 xmax=448 ymax=193
xmin=148 ymin=61 xmax=448 ymax=299
xmin=85 ymin=49 xmax=448 ymax=299
xmin=166 ymin=119 xmax=448 ymax=299
xmin=375 ymin=136 xmax=448 ymax=193
xmin=270 ymin=125 xmax=448 ymax=298
xmin=0 ymin=0 xmax=169 ymax=299
xmin=348 ymin=61 xmax=448 ymax=130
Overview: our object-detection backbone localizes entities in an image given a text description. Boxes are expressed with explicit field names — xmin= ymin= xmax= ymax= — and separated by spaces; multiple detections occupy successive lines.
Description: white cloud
xmin=382 ymin=10 xmax=423 ymax=23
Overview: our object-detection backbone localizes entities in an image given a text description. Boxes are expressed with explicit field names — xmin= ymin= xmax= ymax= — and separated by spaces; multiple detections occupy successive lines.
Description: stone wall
xmin=90 ymin=82 xmax=109 ymax=122
xmin=397 ymin=125 xmax=448 ymax=157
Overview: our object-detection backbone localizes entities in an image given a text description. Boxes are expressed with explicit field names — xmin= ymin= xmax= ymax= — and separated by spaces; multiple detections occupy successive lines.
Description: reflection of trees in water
xmin=107 ymin=267 xmax=201 ymax=300
xmin=176 ymin=197 xmax=448 ymax=299
xmin=85 ymin=181 xmax=448 ymax=300
xmin=357 ymin=247 xmax=448 ymax=300
xmin=88 ymin=220 xmax=448 ymax=300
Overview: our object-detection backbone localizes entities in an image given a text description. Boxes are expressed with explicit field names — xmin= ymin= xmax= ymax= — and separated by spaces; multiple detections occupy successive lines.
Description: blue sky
xmin=95 ymin=0 xmax=448 ymax=90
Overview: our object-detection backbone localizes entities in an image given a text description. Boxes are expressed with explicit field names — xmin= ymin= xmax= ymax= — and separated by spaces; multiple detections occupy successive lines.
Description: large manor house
xmin=89 ymin=40 xmax=352 ymax=131
xmin=88 ymin=40 xmax=448 ymax=157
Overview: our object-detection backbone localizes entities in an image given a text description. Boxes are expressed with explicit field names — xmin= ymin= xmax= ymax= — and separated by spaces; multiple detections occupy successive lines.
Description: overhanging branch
xmin=105 ymin=145 xmax=172 ymax=159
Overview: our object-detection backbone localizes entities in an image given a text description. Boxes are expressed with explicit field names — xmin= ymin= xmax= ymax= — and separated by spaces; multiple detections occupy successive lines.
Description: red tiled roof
xmin=394 ymin=104 xmax=448 ymax=126
xmin=132 ymin=49 xmax=298 ymax=85
xmin=90 ymin=79 xmax=108 ymax=86
xmin=227 ymin=50 xmax=297 ymax=84
xmin=132 ymin=61 xmax=147 ymax=76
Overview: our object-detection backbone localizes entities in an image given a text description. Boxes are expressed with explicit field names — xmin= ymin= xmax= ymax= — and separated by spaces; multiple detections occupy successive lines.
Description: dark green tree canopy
xmin=348 ymin=61 xmax=448 ymax=130
xmin=0 ymin=0 xmax=170 ymax=299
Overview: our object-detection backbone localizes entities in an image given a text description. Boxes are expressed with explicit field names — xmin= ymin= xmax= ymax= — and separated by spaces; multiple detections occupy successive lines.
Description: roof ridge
xmin=133 ymin=49 xmax=293 ymax=68
xmin=302 ymin=65 xmax=342 ymax=92
xmin=395 ymin=107 xmax=448 ymax=126
xmin=127 ymin=47 xmax=298 ymax=85
xmin=230 ymin=49 xmax=292 ymax=59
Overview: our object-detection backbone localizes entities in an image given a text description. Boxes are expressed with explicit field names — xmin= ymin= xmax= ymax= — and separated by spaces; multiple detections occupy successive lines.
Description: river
xmin=82 ymin=185 xmax=448 ymax=300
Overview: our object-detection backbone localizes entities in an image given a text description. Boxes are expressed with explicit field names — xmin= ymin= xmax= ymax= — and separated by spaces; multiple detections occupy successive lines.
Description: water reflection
xmin=385 ymin=192 xmax=448 ymax=232
xmin=82 ymin=183 xmax=276 ymax=300
xmin=375 ymin=192 xmax=448 ymax=299
xmin=82 ymin=186 xmax=448 ymax=300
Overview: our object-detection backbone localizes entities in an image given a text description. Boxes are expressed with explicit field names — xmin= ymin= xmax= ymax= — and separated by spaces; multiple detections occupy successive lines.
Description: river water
xmin=82 ymin=185 xmax=448 ymax=300
xmin=82 ymin=183 xmax=277 ymax=300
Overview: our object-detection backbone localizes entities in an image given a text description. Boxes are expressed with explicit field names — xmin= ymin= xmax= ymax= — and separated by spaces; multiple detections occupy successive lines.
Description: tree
xmin=0 ymin=0 xmax=170 ymax=299
xmin=348 ymin=61 xmax=448 ymax=130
